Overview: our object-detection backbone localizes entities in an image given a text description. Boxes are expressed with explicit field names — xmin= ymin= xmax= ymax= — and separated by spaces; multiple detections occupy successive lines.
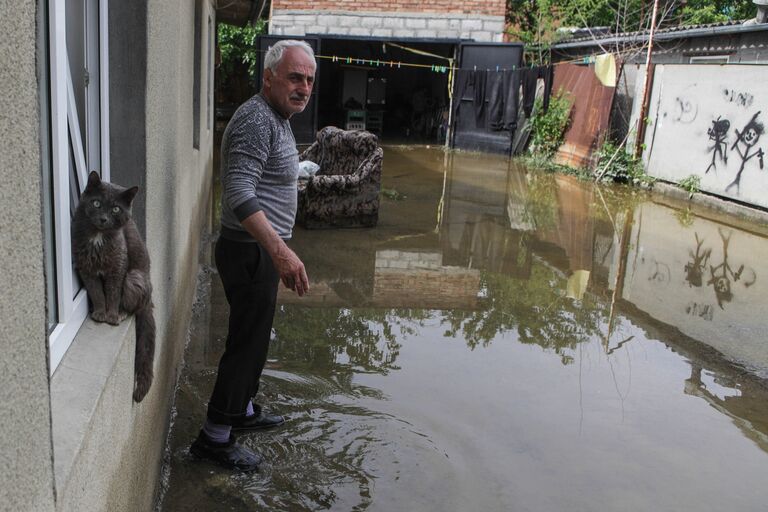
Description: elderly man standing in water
xmin=190 ymin=40 xmax=315 ymax=471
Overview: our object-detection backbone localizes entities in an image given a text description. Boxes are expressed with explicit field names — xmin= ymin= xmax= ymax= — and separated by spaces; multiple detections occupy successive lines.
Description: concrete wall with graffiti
xmin=637 ymin=64 xmax=768 ymax=208
xmin=620 ymin=202 xmax=767 ymax=374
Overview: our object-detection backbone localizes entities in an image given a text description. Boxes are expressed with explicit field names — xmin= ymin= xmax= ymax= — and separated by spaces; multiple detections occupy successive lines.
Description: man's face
xmin=263 ymin=47 xmax=316 ymax=119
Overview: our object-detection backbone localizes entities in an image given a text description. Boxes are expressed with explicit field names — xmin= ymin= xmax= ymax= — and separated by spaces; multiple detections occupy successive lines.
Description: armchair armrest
xmin=305 ymin=173 xmax=362 ymax=194
xmin=300 ymin=142 xmax=321 ymax=164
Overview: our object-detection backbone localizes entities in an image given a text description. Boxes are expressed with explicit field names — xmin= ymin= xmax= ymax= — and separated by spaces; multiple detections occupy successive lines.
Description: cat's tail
xmin=133 ymin=301 xmax=155 ymax=403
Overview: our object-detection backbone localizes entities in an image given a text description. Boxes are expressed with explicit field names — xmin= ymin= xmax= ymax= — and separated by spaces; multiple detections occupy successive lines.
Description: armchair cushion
xmin=297 ymin=127 xmax=383 ymax=229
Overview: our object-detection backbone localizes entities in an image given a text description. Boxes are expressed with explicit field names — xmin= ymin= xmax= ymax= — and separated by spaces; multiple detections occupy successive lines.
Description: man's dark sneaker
xmin=189 ymin=430 xmax=262 ymax=472
xmin=231 ymin=409 xmax=286 ymax=431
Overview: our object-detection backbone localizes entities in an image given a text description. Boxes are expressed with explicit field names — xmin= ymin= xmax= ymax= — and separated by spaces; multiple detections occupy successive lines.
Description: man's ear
xmin=263 ymin=68 xmax=273 ymax=90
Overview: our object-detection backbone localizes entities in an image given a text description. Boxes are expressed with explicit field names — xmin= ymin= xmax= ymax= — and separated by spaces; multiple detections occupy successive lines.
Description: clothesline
xmin=251 ymin=46 xmax=620 ymax=73
xmin=249 ymin=43 xmax=652 ymax=74
xmin=315 ymin=51 xmax=625 ymax=72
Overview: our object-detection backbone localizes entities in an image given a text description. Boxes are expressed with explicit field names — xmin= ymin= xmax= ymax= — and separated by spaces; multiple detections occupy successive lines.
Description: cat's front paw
xmin=105 ymin=312 xmax=122 ymax=326
xmin=91 ymin=310 xmax=109 ymax=323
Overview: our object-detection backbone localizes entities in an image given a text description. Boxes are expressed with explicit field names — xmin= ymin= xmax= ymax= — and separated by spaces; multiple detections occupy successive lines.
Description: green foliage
xmin=678 ymin=174 xmax=701 ymax=198
xmin=507 ymin=0 xmax=561 ymax=44
xmin=522 ymin=172 xmax=559 ymax=231
xmin=681 ymin=0 xmax=755 ymax=24
xmin=519 ymin=154 xmax=591 ymax=180
xmin=594 ymin=140 xmax=654 ymax=186
xmin=272 ymin=306 xmax=420 ymax=375
xmin=217 ymin=21 xmax=266 ymax=83
xmin=529 ymin=93 xmax=571 ymax=157
xmin=681 ymin=4 xmax=729 ymax=24
xmin=674 ymin=207 xmax=696 ymax=227
xmin=505 ymin=0 xmax=755 ymax=45
xmin=506 ymin=0 xmax=648 ymax=44
xmin=556 ymin=0 xmax=636 ymax=29
xmin=440 ymin=265 xmax=607 ymax=361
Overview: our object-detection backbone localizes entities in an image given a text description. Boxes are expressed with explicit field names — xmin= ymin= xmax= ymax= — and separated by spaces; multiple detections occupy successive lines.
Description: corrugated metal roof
xmin=563 ymin=19 xmax=742 ymax=45
xmin=551 ymin=19 xmax=768 ymax=49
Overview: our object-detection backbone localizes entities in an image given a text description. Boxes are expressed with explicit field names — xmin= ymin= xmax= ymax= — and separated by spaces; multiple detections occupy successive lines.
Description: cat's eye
xmin=112 ymin=206 xmax=120 ymax=213
xmin=92 ymin=200 xmax=101 ymax=208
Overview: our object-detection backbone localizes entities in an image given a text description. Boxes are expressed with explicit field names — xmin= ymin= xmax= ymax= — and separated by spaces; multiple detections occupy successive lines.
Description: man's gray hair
xmin=264 ymin=40 xmax=315 ymax=73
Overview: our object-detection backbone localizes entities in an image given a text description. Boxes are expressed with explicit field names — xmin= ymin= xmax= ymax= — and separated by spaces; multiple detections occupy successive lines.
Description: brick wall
xmin=276 ymin=250 xmax=482 ymax=310
xmin=272 ymin=0 xmax=505 ymax=17
xmin=372 ymin=250 xmax=481 ymax=309
xmin=270 ymin=2 xmax=506 ymax=41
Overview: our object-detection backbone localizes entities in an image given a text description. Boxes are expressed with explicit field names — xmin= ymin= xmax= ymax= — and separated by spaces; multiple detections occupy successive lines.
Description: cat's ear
xmin=86 ymin=171 xmax=102 ymax=190
xmin=121 ymin=186 xmax=139 ymax=205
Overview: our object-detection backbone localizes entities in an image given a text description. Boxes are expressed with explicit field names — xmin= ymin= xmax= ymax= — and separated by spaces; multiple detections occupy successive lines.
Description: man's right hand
xmin=273 ymin=244 xmax=310 ymax=296
xmin=240 ymin=210 xmax=310 ymax=297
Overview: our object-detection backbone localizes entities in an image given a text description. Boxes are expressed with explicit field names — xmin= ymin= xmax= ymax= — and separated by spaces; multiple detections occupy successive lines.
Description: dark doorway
xmin=313 ymin=37 xmax=455 ymax=144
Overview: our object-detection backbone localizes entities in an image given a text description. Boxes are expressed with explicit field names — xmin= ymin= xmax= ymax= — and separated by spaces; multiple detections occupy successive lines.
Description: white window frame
xmin=690 ymin=55 xmax=730 ymax=64
xmin=47 ymin=0 xmax=110 ymax=374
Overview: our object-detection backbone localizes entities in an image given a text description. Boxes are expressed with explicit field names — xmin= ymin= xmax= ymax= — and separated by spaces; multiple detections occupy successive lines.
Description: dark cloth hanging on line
xmin=452 ymin=69 xmax=488 ymax=129
xmin=451 ymin=70 xmax=470 ymax=124
xmin=522 ymin=65 xmax=555 ymax=117
xmin=487 ymin=69 xmax=520 ymax=135
xmin=540 ymin=65 xmax=554 ymax=112
xmin=451 ymin=68 xmax=523 ymax=145
xmin=521 ymin=67 xmax=539 ymax=118
xmin=473 ymin=70 xmax=488 ymax=128
xmin=487 ymin=71 xmax=505 ymax=130
xmin=503 ymin=69 xmax=521 ymax=133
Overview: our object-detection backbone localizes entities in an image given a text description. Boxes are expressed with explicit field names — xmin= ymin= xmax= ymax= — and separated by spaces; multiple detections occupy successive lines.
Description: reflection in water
xmin=685 ymin=232 xmax=712 ymax=288
xmin=161 ymin=146 xmax=768 ymax=512
xmin=705 ymin=228 xmax=758 ymax=309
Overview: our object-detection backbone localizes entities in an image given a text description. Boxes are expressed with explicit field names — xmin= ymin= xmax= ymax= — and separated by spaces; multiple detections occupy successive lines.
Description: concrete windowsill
xmin=50 ymin=317 xmax=134 ymax=494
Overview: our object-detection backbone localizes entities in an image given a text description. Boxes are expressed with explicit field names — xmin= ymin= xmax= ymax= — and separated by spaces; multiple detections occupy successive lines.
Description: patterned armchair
xmin=297 ymin=126 xmax=383 ymax=229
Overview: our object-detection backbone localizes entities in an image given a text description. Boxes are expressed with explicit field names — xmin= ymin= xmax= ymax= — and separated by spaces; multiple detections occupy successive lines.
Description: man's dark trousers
xmin=206 ymin=236 xmax=280 ymax=425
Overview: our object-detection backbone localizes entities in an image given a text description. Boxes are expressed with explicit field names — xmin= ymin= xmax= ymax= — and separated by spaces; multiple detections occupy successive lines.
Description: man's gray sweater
xmin=219 ymin=93 xmax=299 ymax=241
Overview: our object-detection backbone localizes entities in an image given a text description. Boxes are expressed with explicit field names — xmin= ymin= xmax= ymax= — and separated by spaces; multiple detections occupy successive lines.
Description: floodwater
xmin=159 ymin=147 xmax=768 ymax=512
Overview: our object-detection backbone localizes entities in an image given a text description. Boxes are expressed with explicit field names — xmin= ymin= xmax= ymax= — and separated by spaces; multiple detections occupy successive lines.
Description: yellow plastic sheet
xmin=594 ymin=53 xmax=616 ymax=87
xmin=565 ymin=270 xmax=591 ymax=301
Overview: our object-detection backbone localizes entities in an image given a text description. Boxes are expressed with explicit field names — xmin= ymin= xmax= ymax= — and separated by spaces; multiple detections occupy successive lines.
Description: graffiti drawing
xmin=723 ymin=88 xmax=755 ymax=108
xmin=685 ymin=302 xmax=714 ymax=321
xmin=708 ymin=230 xmax=740 ymax=309
xmin=672 ymin=96 xmax=698 ymax=124
xmin=705 ymin=117 xmax=730 ymax=174
xmin=706 ymin=228 xmax=760 ymax=309
xmin=726 ymin=111 xmax=765 ymax=194
xmin=648 ymin=259 xmax=671 ymax=285
xmin=684 ymin=233 xmax=712 ymax=287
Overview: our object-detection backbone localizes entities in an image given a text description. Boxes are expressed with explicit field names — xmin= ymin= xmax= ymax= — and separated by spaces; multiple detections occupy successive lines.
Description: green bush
xmin=528 ymin=93 xmax=572 ymax=157
xmin=594 ymin=140 xmax=654 ymax=186
xmin=218 ymin=21 xmax=266 ymax=84
xmin=678 ymin=174 xmax=701 ymax=198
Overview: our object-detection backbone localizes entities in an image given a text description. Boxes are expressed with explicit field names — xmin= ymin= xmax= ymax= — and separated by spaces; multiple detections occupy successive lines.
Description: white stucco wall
xmin=639 ymin=64 xmax=768 ymax=209
xmin=0 ymin=1 xmax=56 ymax=510
xmin=50 ymin=1 xmax=216 ymax=510
xmin=621 ymin=202 xmax=768 ymax=377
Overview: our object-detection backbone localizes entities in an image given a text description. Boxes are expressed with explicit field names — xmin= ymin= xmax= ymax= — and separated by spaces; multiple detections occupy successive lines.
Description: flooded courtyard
xmin=159 ymin=146 xmax=768 ymax=511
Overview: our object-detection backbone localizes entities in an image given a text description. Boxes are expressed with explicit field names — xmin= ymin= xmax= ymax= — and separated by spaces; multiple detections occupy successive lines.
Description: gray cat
xmin=72 ymin=171 xmax=155 ymax=402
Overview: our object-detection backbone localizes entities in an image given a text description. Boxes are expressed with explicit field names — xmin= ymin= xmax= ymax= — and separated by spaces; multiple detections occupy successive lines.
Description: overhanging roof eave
xmin=551 ymin=22 xmax=768 ymax=50
xmin=305 ymin=33 xmax=468 ymax=45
